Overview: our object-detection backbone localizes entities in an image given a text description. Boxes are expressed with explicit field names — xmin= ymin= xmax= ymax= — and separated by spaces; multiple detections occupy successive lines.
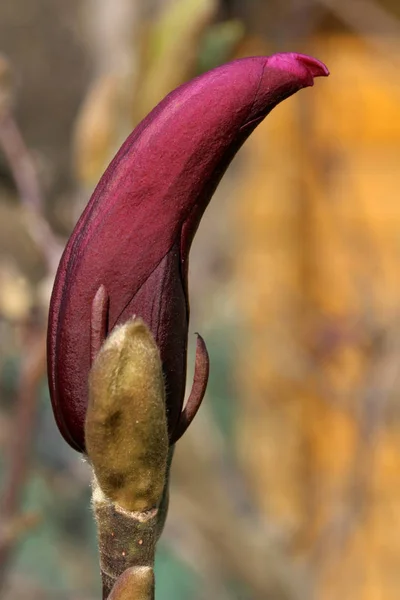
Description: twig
xmin=168 ymin=411 xmax=309 ymax=600
xmin=0 ymin=323 xmax=46 ymax=590
xmin=0 ymin=54 xmax=51 ymax=591
xmin=0 ymin=111 xmax=63 ymax=273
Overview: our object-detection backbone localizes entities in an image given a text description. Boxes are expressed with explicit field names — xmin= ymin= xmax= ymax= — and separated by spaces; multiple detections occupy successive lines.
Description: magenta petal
xmin=268 ymin=53 xmax=329 ymax=80
xmin=47 ymin=53 xmax=328 ymax=451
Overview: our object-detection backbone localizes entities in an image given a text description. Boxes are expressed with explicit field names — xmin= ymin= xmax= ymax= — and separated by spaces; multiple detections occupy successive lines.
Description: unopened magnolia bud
xmin=48 ymin=53 xmax=328 ymax=453
xmin=85 ymin=318 xmax=168 ymax=512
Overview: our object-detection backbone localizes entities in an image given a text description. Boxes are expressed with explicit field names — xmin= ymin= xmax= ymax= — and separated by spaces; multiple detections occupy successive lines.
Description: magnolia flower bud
xmin=47 ymin=53 xmax=328 ymax=452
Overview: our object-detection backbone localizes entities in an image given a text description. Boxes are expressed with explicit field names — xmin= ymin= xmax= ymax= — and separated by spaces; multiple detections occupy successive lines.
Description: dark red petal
xmin=48 ymin=53 xmax=328 ymax=451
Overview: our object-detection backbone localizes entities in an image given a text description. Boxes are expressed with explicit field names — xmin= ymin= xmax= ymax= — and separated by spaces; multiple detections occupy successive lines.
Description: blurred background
xmin=0 ymin=0 xmax=399 ymax=598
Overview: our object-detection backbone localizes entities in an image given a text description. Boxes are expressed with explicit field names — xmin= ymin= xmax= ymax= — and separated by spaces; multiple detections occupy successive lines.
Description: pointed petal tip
xmin=268 ymin=52 xmax=329 ymax=86
xmin=293 ymin=53 xmax=329 ymax=78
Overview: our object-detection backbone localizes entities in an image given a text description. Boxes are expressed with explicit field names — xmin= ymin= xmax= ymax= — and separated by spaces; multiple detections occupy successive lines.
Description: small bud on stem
xmin=108 ymin=566 xmax=155 ymax=600
xmin=85 ymin=318 xmax=169 ymax=597
xmin=86 ymin=318 xmax=168 ymax=512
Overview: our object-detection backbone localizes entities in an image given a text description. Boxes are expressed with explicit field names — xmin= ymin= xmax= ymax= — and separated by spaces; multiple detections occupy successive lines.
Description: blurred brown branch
xmin=0 ymin=54 xmax=63 ymax=274
xmin=167 ymin=409 xmax=309 ymax=600
xmin=0 ymin=53 xmax=53 ymax=593
xmin=0 ymin=320 xmax=46 ymax=590
xmin=0 ymin=114 xmax=62 ymax=273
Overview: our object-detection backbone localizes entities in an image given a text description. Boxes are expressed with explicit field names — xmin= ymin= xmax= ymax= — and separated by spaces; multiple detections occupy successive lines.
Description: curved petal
xmin=48 ymin=53 xmax=328 ymax=451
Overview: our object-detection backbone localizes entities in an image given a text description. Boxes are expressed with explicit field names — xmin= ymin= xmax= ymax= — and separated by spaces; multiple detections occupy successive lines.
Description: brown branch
xmin=0 ymin=112 xmax=63 ymax=273
xmin=168 ymin=411 xmax=309 ymax=600
xmin=0 ymin=323 xmax=46 ymax=590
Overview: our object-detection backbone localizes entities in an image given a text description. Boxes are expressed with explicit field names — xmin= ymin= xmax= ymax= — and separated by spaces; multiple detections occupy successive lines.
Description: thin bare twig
xmin=0 ymin=323 xmax=46 ymax=590
xmin=0 ymin=112 xmax=63 ymax=273
xmin=168 ymin=410 xmax=309 ymax=600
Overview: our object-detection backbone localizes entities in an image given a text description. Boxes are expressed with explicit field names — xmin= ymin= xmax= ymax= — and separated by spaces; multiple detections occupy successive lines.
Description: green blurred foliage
xmin=155 ymin=546 xmax=200 ymax=600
